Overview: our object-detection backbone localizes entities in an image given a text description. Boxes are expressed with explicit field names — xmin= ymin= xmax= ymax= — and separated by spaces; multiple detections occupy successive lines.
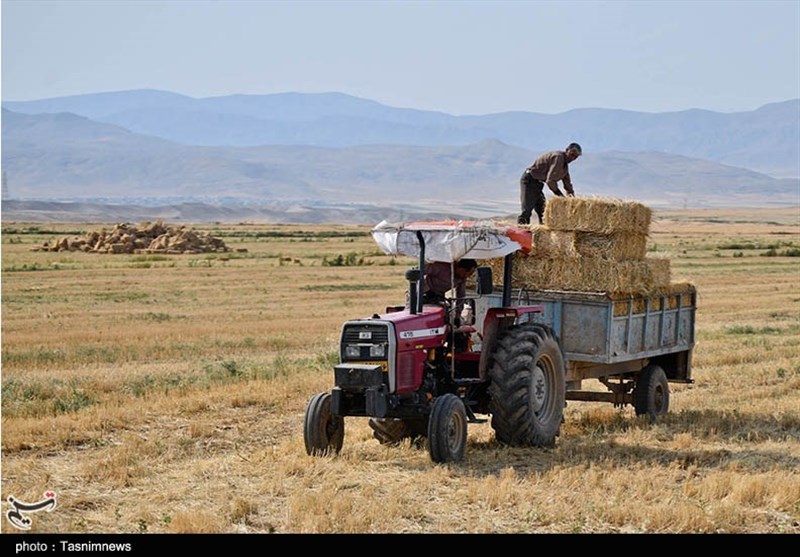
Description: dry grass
xmin=2 ymin=209 xmax=799 ymax=534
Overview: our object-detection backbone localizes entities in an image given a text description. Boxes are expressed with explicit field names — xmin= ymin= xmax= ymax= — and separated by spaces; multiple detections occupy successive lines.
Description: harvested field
xmin=1 ymin=208 xmax=799 ymax=534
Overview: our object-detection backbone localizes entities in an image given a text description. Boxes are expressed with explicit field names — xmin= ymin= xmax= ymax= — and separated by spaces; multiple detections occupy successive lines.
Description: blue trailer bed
xmin=477 ymin=286 xmax=696 ymax=406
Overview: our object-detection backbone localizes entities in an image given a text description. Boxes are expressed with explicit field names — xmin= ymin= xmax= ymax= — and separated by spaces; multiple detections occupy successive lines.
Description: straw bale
xmin=514 ymin=223 xmax=648 ymax=260
xmin=483 ymin=252 xmax=671 ymax=296
xmin=574 ymin=231 xmax=648 ymax=260
xmin=523 ymin=225 xmax=578 ymax=257
xmin=544 ymin=196 xmax=652 ymax=234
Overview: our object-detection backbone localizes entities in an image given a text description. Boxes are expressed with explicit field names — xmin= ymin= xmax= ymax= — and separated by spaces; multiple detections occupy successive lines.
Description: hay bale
xmin=519 ymin=224 xmax=648 ymax=260
xmin=483 ymin=252 xmax=671 ymax=295
xmin=544 ymin=196 xmax=652 ymax=234
xmin=574 ymin=231 xmax=648 ymax=260
xmin=523 ymin=225 xmax=578 ymax=257
xmin=482 ymin=199 xmax=679 ymax=297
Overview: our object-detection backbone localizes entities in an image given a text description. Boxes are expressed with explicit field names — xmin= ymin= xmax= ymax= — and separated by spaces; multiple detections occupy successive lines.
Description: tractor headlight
xmin=369 ymin=344 xmax=386 ymax=358
xmin=345 ymin=345 xmax=361 ymax=359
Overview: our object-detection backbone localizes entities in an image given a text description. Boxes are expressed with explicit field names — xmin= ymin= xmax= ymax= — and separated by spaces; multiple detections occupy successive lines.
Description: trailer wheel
xmin=304 ymin=392 xmax=344 ymax=456
xmin=488 ymin=324 xmax=566 ymax=447
xmin=634 ymin=365 xmax=669 ymax=420
xmin=369 ymin=418 xmax=428 ymax=446
xmin=427 ymin=394 xmax=467 ymax=463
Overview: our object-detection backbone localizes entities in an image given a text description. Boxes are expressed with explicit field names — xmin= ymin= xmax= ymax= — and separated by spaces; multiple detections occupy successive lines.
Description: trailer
xmin=476 ymin=285 xmax=696 ymax=417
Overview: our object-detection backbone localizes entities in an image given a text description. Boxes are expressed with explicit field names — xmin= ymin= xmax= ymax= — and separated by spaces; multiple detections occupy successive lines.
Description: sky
xmin=2 ymin=0 xmax=799 ymax=115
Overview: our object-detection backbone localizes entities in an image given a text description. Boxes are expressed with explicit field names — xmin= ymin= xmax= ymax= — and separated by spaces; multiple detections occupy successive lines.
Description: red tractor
xmin=303 ymin=221 xmax=566 ymax=462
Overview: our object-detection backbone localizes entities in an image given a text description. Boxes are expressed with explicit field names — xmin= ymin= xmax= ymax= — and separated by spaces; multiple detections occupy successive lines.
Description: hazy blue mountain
xmin=1 ymin=109 xmax=317 ymax=201
xmin=3 ymin=109 xmax=797 ymax=218
xmin=5 ymin=91 xmax=798 ymax=179
xmin=3 ymin=89 xmax=456 ymax=123
xmin=2 ymin=89 xmax=198 ymax=120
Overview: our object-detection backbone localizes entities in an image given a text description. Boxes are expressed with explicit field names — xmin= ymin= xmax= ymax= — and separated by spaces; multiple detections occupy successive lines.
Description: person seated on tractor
xmin=423 ymin=259 xmax=477 ymax=304
xmin=422 ymin=258 xmax=477 ymax=325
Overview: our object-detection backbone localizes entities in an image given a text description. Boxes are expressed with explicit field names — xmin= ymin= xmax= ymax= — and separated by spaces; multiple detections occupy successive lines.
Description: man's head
xmin=566 ymin=142 xmax=582 ymax=162
xmin=455 ymin=258 xmax=477 ymax=279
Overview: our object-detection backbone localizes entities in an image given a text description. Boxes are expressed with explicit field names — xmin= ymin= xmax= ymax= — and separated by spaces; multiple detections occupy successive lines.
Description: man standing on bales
xmin=518 ymin=142 xmax=582 ymax=225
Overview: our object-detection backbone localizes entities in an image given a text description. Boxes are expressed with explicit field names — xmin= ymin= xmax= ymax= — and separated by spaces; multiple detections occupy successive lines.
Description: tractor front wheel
xmin=427 ymin=394 xmax=467 ymax=463
xmin=304 ymin=392 xmax=345 ymax=456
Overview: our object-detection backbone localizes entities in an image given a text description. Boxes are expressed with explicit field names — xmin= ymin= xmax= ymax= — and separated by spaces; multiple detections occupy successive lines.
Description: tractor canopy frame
xmin=370 ymin=219 xmax=533 ymax=312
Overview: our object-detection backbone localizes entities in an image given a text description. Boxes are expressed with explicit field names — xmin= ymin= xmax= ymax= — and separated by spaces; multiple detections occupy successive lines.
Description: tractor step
xmin=454 ymin=378 xmax=484 ymax=383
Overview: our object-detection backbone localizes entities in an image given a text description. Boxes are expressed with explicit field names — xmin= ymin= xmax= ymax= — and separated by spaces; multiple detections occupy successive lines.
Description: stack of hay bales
xmin=487 ymin=197 xmax=690 ymax=297
xmin=31 ymin=221 xmax=230 ymax=254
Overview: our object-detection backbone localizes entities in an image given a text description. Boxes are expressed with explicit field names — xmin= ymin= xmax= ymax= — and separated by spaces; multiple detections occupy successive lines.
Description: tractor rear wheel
xmin=303 ymin=392 xmax=345 ymax=456
xmin=488 ymin=324 xmax=566 ymax=447
xmin=633 ymin=364 xmax=669 ymax=420
xmin=427 ymin=394 xmax=467 ymax=463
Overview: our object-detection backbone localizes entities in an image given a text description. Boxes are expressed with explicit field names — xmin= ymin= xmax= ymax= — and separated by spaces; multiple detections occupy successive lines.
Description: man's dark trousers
xmin=518 ymin=170 xmax=546 ymax=225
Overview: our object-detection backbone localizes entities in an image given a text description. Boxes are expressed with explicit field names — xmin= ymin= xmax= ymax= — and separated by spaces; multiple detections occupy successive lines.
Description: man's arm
xmin=546 ymin=182 xmax=565 ymax=196
xmin=562 ymin=171 xmax=575 ymax=196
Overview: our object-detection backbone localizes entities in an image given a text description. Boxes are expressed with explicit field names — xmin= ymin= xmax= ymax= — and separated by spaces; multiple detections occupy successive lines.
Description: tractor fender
xmin=478 ymin=305 xmax=543 ymax=380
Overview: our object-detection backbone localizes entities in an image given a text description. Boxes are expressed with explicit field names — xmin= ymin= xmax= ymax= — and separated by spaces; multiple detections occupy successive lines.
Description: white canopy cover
xmin=371 ymin=220 xmax=533 ymax=263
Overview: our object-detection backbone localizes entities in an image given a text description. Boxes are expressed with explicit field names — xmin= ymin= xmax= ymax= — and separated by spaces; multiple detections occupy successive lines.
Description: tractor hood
xmin=371 ymin=220 xmax=532 ymax=263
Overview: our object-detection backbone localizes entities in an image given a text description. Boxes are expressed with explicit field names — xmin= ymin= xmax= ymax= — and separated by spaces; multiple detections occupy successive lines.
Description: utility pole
xmin=1 ymin=170 xmax=8 ymax=200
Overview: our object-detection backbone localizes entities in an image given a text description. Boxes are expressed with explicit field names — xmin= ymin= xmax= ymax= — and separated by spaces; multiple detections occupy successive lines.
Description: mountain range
xmin=2 ymin=90 xmax=799 ymax=223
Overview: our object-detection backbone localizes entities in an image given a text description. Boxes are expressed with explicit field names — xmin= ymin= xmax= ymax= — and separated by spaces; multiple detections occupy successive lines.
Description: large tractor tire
xmin=488 ymin=324 xmax=566 ymax=448
xmin=303 ymin=392 xmax=344 ymax=456
xmin=427 ymin=394 xmax=467 ymax=463
xmin=368 ymin=418 xmax=428 ymax=446
xmin=633 ymin=364 xmax=669 ymax=420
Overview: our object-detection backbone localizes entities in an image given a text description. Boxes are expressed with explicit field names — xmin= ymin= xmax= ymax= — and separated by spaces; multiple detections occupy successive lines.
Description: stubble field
xmin=1 ymin=207 xmax=799 ymax=534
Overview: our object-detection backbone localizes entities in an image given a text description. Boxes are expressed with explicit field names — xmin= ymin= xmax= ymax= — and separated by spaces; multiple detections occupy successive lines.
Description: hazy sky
xmin=2 ymin=0 xmax=799 ymax=115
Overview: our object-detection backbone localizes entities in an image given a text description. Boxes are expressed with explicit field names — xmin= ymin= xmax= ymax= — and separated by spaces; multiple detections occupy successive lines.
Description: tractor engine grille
xmin=342 ymin=324 xmax=389 ymax=345
xmin=341 ymin=322 xmax=391 ymax=362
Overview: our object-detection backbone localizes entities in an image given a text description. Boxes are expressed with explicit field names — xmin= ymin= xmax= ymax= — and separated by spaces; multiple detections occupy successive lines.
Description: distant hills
xmin=2 ymin=90 xmax=799 ymax=223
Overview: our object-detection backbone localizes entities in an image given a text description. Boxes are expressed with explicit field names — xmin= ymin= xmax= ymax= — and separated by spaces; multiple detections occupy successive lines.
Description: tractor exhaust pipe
xmin=416 ymin=231 xmax=426 ymax=314
xmin=406 ymin=269 xmax=420 ymax=314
